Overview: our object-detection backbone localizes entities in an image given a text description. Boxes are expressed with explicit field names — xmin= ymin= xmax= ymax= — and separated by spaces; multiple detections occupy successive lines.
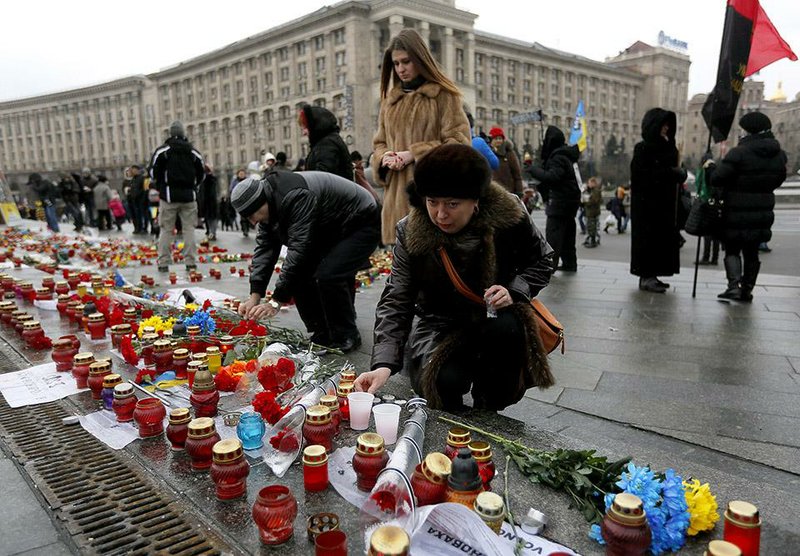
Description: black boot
xmin=639 ymin=277 xmax=667 ymax=293
xmin=718 ymin=255 xmax=743 ymax=300
xmin=739 ymin=260 xmax=760 ymax=303
xmin=318 ymin=279 xmax=361 ymax=353
xmin=293 ymin=280 xmax=331 ymax=346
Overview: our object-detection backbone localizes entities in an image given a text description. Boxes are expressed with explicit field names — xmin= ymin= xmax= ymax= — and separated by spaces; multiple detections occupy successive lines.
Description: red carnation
xmin=119 ymin=334 xmax=140 ymax=366
xmin=269 ymin=428 xmax=300 ymax=452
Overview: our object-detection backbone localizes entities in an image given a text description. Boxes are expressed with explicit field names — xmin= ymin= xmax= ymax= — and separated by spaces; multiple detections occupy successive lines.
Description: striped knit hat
xmin=231 ymin=177 xmax=267 ymax=218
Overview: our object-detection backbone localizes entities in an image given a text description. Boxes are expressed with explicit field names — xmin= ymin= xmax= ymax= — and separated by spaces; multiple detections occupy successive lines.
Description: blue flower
xmin=588 ymin=524 xmax=605 ymax=544
xmin=183 ymin=309 xmax=216 ymax=335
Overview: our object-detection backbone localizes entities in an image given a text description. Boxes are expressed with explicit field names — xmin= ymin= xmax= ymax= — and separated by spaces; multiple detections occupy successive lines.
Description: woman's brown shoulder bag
xmin=438 ymin=247 xmax=565 ymax=354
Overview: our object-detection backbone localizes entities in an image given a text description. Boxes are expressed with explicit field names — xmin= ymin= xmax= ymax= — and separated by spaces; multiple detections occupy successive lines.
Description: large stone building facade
xmin=0 ymin=0 xmax=690 ymax=188
xmin=684 ymin=80 xmax=800 ymax=171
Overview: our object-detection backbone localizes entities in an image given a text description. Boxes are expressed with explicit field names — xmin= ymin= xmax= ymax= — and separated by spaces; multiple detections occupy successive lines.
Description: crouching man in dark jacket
xmin=233 ymin=170 xmax=380 ymax=352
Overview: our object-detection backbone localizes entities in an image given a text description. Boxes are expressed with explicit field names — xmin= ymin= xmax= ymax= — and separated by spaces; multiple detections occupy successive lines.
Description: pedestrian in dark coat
xmin=488 ymin=127 xmax=523 ymax=194
xmin=299 ymin=104 xmax=354 ymax=181
xmin=28 ymin=173 xmax=60 ymax=232
xmin=232 ymin=170 xmax=380 ymax=353
xmin=353 ymin=144 xmax=554 ymax=411
xmin=708 ymin=111 xmax=786 ymax=302
xmin=529 ymin=126 xmax=581 ymax=272
xmin=58 ymin=174 xmax=84 ymax=232
xmin=198 ymin=164 xmax=219 ymax=240
xmin=629 ymin=108 xmax=686 ymax=293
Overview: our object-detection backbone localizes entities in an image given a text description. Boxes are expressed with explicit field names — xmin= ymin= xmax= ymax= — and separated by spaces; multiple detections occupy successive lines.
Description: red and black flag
xmin=702 ymin=0 xmax=796 ymax=143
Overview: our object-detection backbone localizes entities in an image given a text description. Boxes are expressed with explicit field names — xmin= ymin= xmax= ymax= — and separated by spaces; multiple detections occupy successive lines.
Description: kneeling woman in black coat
xmin=355 ymin=144 xmax=555 ymax=410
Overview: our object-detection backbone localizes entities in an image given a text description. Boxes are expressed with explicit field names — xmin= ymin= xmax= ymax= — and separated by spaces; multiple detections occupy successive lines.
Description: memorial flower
xmin=136 ymin=315 xmax=174 ymax=337
xmin=683 ymin=479 xmax=719 ymax=535
xmin=183 ymin=309 xmax=215 ymax=335
xmin=257 ymin=357 xmax=296 ymax=392
xmin=119 ymin=335 xmax=140 ymax=366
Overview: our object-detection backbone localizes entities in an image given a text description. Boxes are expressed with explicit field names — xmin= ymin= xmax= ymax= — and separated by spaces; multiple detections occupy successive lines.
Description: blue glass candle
xmin=101 ymin=387 xmax=115 ymax=410
xmin=236 ymin=412 xmax=266 ymax=450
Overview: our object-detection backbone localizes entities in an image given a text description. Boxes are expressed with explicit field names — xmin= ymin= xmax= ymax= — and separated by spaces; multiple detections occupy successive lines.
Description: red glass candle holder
xmin=133 ymin=398 xmax=166 ymax=438
xmin=173 ymin=348 xmax=189 ymax=379
xmin=153 ymin=339 xmax=173 ymax=374
xmin=41 ymin=277 xmax=55 ymax=292
xmin=315 ymin=530 xmax=347 ymax=556
xmin=185 ymin=417 xmax=221 ymax=471
xmin=55 ymin=281 xmax=70 ymax=295
xmin=303 ymin=445 xmax=329 ymax=492
xmin=469 ymin=441 xmax=496 ymax=492
xmin=303 ymin=405 xmax=336 ymax=452
xmin=187 ymin=361 xmax=202 ymax=388
xmin=22 ymin=321 xmax=45 ymax=348
xmin=59 ymin=334 xmax=81 ymax=351
xmin=352 ymin=433 xmax=389 ymax=492
xmin=319 ymin=395 xmax=342 ymax=434
xmin=15 ymin=314 xmax=34 ymax=336
xmin=140 ymin=333 xmax=159 ymax=366
xmin=56 ymin=294 xmax=70 ymax=316
xmin=72 ymin=352 xmax=95 ymax=389
xmin=51 ymin=339 xmax=78 ymax=372
xmin=723 ymin=501 xmax=761 ymax=556
xmin=110 ymin=324 xmax=132 ymax=350
xmin=601 ymin=493 xmax=651 ymax=556
xmin=190 ymin=387 xmax=220 ymax=418
xmin=87 ymin=361 xmax=112 ymax=400
xmin=210 ymin=438 xmax=250 ymax=500
xmin=336 ymin=382 xmax=354 ymax=421
xmin=166 ymin=407 xmax=191 ymax=450
xmin=411 ymin=453 xmax=451 ymax=506
xmin=445 ymin=427 xmax=471 ymax=459
xmin=112 ymin=384 xmax=137 ymax=422
xmin=252 ymin=485 xmax=298 ymax=545
xmin=35 ymin=288 xmax=52 ymax=301
xmin=87 ymin=313 xmax=106 ymax=340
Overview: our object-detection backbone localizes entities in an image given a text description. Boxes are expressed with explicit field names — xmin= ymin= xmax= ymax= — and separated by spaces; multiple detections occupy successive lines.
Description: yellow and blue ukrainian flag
xmin=569 ymin=100 xmax=588 ymax=152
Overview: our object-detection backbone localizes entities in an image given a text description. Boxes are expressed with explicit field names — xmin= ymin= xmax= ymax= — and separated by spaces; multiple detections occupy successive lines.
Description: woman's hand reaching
xmin=354 ymin=367 xmax=391 ymax=394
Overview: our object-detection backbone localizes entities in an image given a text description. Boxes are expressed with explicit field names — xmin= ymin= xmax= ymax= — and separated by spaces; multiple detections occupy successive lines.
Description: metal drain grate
xmin=0 ymin=397 xmax=232 ymax=555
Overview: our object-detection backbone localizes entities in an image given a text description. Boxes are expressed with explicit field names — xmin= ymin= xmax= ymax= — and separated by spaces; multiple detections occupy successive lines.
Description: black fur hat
xmin=739 ymin=111 xmax=771 ymax=134
xmin=410 ymin=144 xmax=491 ymax=204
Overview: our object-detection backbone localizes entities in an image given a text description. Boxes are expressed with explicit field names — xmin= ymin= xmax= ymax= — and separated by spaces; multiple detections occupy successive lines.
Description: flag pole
xmin=691 ymin=132 xmax=714 ymax=299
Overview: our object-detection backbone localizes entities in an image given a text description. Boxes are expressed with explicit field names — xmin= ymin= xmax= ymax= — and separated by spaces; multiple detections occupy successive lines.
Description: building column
xmin=388 ymin=15 xmax=404 ymax=39
xmin=442 ymin=27 xmax=455 ymax=77
xmin=418 ymin=21 xmax=430 ymax=45
xmin=465 ymin=32 xmax=475 ymax=83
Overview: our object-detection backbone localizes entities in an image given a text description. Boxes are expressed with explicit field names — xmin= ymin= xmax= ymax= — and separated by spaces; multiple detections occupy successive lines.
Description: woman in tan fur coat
xmin=371 ymin=28 xmax=471 ymax=245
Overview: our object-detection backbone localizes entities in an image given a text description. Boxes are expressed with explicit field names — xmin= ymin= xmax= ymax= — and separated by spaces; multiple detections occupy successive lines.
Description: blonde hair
xmin=380 ymin=28 xmax=461 ymax=99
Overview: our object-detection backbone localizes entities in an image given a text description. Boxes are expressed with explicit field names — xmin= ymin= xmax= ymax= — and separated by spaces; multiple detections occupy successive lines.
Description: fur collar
xmin=386 ymin=82 xmax=443 ymax=105
xmin=405 ymin=182 xmax=523 ymax=256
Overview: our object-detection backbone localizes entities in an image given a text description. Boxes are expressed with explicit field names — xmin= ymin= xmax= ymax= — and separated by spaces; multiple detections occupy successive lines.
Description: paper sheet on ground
xmin=79 ymin=410 xmax=143 ymax=450
xmin=408 ymin=503 xmax=578 ymax=556
xmin=0 ymin=362 xmax=87 ymax=407
xmin=165 ymin=287 xmax=232 ymax=308
xmin=329 ymin=447 xmax=576 ymax=556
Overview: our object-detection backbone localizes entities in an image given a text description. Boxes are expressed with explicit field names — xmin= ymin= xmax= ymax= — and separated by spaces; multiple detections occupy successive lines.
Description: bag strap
xmin=438 ymin=247 xmax=485 ymax=306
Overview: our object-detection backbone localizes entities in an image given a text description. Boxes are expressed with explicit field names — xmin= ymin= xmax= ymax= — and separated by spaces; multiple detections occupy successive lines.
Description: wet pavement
xmin=1 ymin=218 xmax=799 ymax=555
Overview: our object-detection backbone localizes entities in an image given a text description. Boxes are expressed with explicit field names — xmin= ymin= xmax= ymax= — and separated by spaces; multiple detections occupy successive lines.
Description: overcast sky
xmin=1 ymin=0 xmax=797 ymax=104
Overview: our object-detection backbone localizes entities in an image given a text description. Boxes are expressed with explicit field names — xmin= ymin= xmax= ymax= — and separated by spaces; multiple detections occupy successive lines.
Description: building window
xmin=264 ymin=72 xmax=273 ymax=86
xmin=333 ymin=28 xmax=345 ymax=45
xmin=282 ymin=125 xmax=291 ymax=139
xmin=316 ymin=57 xmax=326 ymax=72
xmin=456 ymin=49 xmax=464 ymax=65
xmin=281 ymin=86 xmax=290 ymax=98
xmin=336 ymin=73 xmax=346 ymax=88
xmin=298 ymin=82 xmax=307 ymax=95
xmin=316 ymin=78 xmax=326 ymax=91
xmin=297 ymin=62 xmax=307 ymax=77
xmin=475 ymin=71 xmax=483 ymax=85
xmin=475 ymin=53 xmax=483 ymax=66
xmin=335 ymin=51 xmax=346 ymax=67
xmin=296 ymin=42 xmax=307 ymax=56
xmin=455 ymin=68 xmax=464 ymax=82
xmin=280 ymin=67 xmax=289 ymax=81
xmin=508 ymin=94 xmax=515 ymax=105
xmin=508 ymin=60 xmax=516 ymax=73
xmin=314 ymin=35 xmax=325 ymax=50
xmin=278 ymin=47 xmax=288 ymax=62
xmin=490 ymin=57 xmax=500 ymax=70
xmin=508 ymin=76 xmax=515 ymax=88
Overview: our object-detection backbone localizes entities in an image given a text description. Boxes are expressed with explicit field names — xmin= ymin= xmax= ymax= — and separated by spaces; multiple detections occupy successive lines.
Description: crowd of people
xmin=18 ymin=27 xmax=787 ymax=410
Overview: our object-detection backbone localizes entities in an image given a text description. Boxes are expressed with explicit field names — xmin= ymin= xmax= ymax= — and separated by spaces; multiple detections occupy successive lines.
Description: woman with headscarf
xmin=629 ymin=108 xmax=686 ymax=293
xmin=371 ymin=28 xmax=471 ymax=245
xmin=355 ymin=144 xmax=554 ymax=410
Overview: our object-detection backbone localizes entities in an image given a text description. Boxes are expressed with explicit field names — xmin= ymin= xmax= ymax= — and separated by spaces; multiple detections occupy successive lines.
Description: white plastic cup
xmin=372 ymin=403 xmax=402 ymax=445
xmin=347 ymin=392 xmax=374 ymax=430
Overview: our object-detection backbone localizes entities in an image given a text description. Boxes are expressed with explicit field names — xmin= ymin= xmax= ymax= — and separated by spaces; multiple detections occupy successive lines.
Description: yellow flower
xmin=683 ymin=479 xmax=720 ymax=536
xmin=184 ymin=303 xmax=199 ymax=312
xmin=137 ymin=316 xmax=176 ymax=338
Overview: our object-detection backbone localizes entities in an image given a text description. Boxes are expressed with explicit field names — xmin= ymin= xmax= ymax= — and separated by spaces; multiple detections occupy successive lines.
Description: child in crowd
xmin=108 ymin=191 xmax=127 ymax=231
xmin=583 ymin=177 xmax=603 ymax=248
